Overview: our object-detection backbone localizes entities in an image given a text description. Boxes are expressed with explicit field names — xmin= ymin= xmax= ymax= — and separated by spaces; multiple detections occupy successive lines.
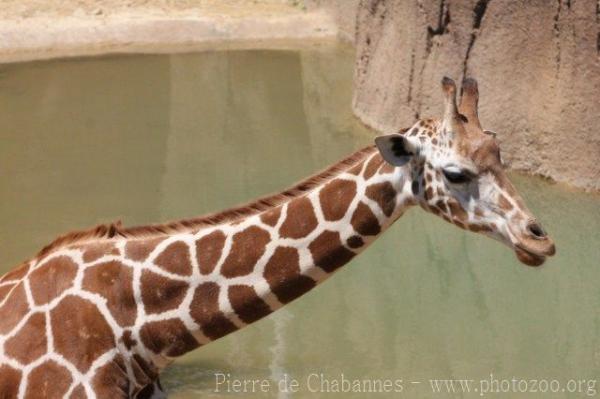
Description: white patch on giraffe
xmin=217 ymin=281 xmax=246 ymax=329
xmin=308 ymin=189 xmax=326 ymax=230
xmin=254 ymin=279 xmax=282 ymax=311
xmin=210 ymin=224 xmax=235 ymax=278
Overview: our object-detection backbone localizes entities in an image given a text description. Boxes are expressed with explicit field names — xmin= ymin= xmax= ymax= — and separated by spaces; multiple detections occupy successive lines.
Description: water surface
xmin=1 ymin=45 xmax=599 ymax=398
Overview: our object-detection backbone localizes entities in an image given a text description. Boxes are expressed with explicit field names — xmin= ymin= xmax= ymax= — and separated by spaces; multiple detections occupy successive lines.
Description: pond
xmin=1 ymin=44 xmax=599 ymax=398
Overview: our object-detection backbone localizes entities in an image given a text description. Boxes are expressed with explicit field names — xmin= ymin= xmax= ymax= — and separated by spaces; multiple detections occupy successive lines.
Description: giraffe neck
xmin=0 ymin=146 xmax=418 ymax=395
xmin=123 ymin=146 xmax=416 ymax=370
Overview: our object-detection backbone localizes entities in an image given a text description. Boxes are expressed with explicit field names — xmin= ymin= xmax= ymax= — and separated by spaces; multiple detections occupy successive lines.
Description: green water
xmin=1 ymin=45 xmax=600 ymax=398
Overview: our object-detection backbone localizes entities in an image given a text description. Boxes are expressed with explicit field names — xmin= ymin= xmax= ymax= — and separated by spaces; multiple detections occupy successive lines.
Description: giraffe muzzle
xmin=512 ymin=226 xmax=556 ymax=267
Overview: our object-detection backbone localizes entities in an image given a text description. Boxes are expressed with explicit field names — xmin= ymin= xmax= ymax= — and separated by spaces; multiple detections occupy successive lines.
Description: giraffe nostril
xmin=527 ymin=222 xmax=547 ymax=239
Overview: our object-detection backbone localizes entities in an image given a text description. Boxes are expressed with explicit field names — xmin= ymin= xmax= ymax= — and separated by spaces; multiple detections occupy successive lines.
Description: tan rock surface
xmin=1 ymin=0 xmax=301 ymax=19
xmin=0 ymin=0 xmax=337 ymax=63
xmin=352 ymin=0 xmax=600 ymax=191
xmin=305 ymin=0 xmax=360 ymax=42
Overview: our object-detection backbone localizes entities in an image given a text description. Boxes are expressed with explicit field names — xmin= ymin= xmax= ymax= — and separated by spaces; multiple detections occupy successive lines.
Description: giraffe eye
xmin=442 ymin=169 xmax=472 ymax=184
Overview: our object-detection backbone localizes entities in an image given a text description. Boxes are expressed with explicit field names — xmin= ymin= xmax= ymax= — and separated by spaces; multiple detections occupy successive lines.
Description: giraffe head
xmin=375 ymin=77 xmax=556 ymax=266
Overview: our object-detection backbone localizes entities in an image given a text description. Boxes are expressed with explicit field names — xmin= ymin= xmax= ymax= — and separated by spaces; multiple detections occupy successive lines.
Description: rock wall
xmin=350 ymin=0 xmax=600 ymax=191
xmin=305 ymin=0 xmax=360 ymax=42
xmin=0 ymin=0 xmax=338 ymax=63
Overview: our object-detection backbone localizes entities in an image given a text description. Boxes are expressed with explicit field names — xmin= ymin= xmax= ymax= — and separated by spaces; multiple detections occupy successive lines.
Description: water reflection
xmin=0 ymin=46 xmax=599 ymax=398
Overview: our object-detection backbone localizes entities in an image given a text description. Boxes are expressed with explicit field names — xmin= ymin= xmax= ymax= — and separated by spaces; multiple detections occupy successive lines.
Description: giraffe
xmin=0 ymin=77 xmax=555 ymax=398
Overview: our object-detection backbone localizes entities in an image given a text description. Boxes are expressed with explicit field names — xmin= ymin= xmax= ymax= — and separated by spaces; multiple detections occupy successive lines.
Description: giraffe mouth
xmin=513 ymin=239 xmax=558 ymax=266
xmin=510 ymin=232 xmax=556 ymax=267
xmin=514 ymin=247 xmax=547 ymax=267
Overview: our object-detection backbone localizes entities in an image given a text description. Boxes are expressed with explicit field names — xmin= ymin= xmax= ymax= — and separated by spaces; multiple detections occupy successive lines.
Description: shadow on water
xmin=1 ymin=45 xmax=599 ymax=398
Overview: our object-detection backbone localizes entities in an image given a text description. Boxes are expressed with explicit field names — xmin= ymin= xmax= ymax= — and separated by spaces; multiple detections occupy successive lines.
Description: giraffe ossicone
xmin=0 ymin=77 xmax=555 ymax=398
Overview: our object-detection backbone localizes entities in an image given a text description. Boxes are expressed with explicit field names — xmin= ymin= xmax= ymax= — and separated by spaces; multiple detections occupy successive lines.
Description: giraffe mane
xmin=36 ymin=145 xmax=378 ymax=259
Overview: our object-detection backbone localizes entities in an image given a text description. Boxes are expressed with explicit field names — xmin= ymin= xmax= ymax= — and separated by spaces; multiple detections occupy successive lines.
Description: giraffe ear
xmin=374 ymin=134 xmax=417 ymax=167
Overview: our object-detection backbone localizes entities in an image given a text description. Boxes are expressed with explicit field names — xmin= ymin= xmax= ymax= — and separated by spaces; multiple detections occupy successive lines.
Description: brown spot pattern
xmin=121 ymin=330 xmax=137 ymax=350
xmin=81 ymin=242 xmax=118 ymax=263
xmin=51 ymin=295 xmax=115 ymax=372
xmin=319 ymin=179 xmax=357 ymax=221
xmin=154 ymin=241 xmax=193 ymax=276
xmin=263 ymin=247 xmax=315 ymax=304
xmin=124 ymin=237 xmax=164 ymax=262
xmin=425 ymin=187 xmax=434 ymax=201
xmin=221 ymin=226 xmax=270 ymax=278
xmin=365 ymin=182 xmax=397 ymax=217
xmin=346 ymin=235 xmax=364 ymax=249
xmin=91 ymin=355 xmax=129 ymax=398
xmin=190 ymin=282 xmax=237 ymax=340
xmin=140 ymin=271 xmax=188 ymax=315
xmin=351 ymin=202 xmax=381 ymax=236
xmin=69 ymin=385 xmax=88 ymax=399
xmin=468 ymin=224 xmax=492 ymax=233
xmin=139 ymin=319 xmax=198 ymax=357
xmin=0 ymin=263 xmax=29 ymax=282
xmin=309 ymin=231 xmax=355 ymax=273
xmin=0 ymin=283 xmax=15 ymax=302
xmin=24 ymin=360 xmax=71 ymax=399
xmin=498 ymin=194 xmax=513 ymax=211
xmin=454 ymin=220 xmax=467 ymax=229
xmin=363 ymin=156 xmax=382 ymax=179
xmin=136 ymin=383 xmax=161 ymax=399
xmin=29 ymin=256 xmax=78 ymax=305
xmin=378 ymin=162 xmax=396 ymax=175
xmin=279 ymin=197 xmax=318 ymax=239
xmin=436 ymin=200 xmax=449 ymax=214
xmin=447 ymin=200 xmax=468 ymax=220
xmin=5 ymin=313 xmax=47 ymax=364
xmin=260 ymin=207 xmax=282 ymax=227
xmin=195 ymin=230 xmax=226 ymax=275
xmin=347 ymin=162 xmax=363 ymax=175
xmin=0 ymin=283 xmax=30 ymax=334
xmin=131 ymin=354 xmax=158 ymax=386
xmin=82 ymin=261 xmax=137 ymax=327
xmin=228 ymin=285 xmax=272 ymax=324
xmin=0 ymin=365 xmax=21 ymax=398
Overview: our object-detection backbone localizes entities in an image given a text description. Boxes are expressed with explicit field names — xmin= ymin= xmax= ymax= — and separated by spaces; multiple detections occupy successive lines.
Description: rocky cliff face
xmin=305 ymin=0 xmax=360 ymax=42
xmin=350 ymin=0 xmax=600 ymax=191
